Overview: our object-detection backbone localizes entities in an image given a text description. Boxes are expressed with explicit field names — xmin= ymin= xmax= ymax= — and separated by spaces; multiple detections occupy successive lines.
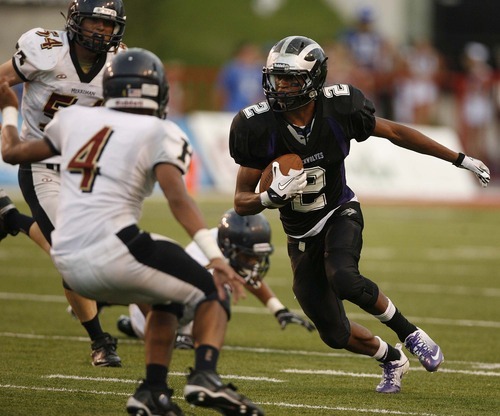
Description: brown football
xmin=259 ymin=154 xmax=303 ymax=192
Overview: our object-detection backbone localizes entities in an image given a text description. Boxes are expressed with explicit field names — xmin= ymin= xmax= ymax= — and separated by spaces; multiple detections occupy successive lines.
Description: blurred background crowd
xmin=1 ymin=0 xmax=500 ymax=181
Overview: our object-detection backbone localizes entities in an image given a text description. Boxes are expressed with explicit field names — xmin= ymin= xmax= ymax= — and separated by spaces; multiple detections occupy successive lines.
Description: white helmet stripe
xmin=298 ymin=42 xmax=321 ymax=59
xmin=279 ymin=36 xmax=295 ymax=54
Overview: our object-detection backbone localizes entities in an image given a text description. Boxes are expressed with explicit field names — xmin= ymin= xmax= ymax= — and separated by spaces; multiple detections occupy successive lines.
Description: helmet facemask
xmin=262 ymin=70 xmax=319 ymax=112
xmin=217 ymin=209 xmax=274 ymax=288
xmin=225 ymin=243 xmax=273 ymax=289
xmin=66 ymin=0 xmax=126 ymax=54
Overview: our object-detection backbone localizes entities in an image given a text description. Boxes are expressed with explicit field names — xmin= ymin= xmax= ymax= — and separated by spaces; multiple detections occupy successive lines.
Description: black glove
xmin=275 ymin=308 xmax=316 ymax=331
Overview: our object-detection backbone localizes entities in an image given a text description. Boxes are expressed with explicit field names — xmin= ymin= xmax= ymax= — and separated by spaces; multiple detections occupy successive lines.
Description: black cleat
xmin=127 ymin=380 xmax=184 ymax=416
xmin=117 ymin=315 xmax=138 ymax=338
xmin=174 ymin=334 xmax=194 ymax=350
xmin=0 ymin=189 xmax=18 ymax=240
xmin=184 ymin=368 xmax=264 ymax=416
xmin=91 ymin=333 xmax=122 ymax=367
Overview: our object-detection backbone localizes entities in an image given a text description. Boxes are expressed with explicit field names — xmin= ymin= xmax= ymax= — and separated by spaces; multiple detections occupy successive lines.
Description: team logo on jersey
xmin=71 ymin=88 xmax=96 ymax=97
xmin=302 ymin=152 xmax=324 ymax=165
xmin=340 ymin=208 xmax=357 ymax=217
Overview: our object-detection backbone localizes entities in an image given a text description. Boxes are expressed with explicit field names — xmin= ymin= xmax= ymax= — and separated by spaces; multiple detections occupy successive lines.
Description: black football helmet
xmin=66 ymin=0 xmax=126 ymax=54
xmin=103 ymin=48 xmax=169 ymax=118
xmin=217 ymin=209 xmax=274 ymax=288
xmin=262 ymin=35 xmax=328 ymax=112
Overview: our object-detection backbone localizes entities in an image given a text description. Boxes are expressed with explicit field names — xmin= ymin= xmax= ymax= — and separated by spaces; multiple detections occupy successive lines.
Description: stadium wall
xmin=0 ymin=111 xmax=482 ymax=201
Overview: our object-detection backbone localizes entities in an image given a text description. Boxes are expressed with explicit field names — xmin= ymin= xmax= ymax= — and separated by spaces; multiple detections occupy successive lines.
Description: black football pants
xmin=287 ymin=201 xmax=378 ymax=349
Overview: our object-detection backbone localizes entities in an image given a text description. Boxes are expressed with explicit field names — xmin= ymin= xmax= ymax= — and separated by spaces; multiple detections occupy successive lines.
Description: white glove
xmin=260 ymin=162 xmax=307 ymax=208
xmin=454 ymin=153 xmax=490 ymax=188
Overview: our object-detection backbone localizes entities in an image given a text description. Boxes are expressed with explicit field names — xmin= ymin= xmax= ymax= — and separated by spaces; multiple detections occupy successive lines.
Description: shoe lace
xmin=92 ymin=334 xmax=117 ymax=351
xmin=380 ymin=362 xmax=399 ymax=386
xmin=407 ymin=333 xmax=430 ymax=357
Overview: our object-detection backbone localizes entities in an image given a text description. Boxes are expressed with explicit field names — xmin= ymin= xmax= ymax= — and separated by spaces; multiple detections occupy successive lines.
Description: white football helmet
xmin=262 ymin=35 xmax=328 ymax=112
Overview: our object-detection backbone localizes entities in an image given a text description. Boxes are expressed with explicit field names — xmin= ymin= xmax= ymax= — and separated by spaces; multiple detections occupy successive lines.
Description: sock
xmin=82 ymin=315 xmax=104 ymax=341
xmin=4 ymin=210 xmax=34 ymax=235
xmin=372 ymin=336 xmax=388 ymax=361
xmin=146 ymin=364 xmax=168 ymax=389
xmin=195 ymin=345 xmax=219 ymax=372
xmin=374 ymin=299 xmax=417 ymax=342
xmin=382 ymin=344 xmax=402 ymax=363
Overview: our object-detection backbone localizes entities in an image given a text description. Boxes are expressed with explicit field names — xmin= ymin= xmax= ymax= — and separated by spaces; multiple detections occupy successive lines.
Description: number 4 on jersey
xmin=67 ymin=127 xmax=113 ymax=192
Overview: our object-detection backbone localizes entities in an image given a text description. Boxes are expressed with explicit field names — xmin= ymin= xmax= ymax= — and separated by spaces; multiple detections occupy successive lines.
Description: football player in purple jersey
xmin=229 ymin=35 xmax=490 ymax=393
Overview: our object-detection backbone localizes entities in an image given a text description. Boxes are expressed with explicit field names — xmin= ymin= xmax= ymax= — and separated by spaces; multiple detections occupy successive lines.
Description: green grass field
xmin=1 ymin=194 xmax=499 ymax=416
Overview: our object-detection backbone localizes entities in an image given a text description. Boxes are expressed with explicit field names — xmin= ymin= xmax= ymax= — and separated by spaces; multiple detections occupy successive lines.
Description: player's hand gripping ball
xmin=259 ymin=154 xmax=304 ymax=192
xmin=259 ymin=154 xmax=306 ymax=209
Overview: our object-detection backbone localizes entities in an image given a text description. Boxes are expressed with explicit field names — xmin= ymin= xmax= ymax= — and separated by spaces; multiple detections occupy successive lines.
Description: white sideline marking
xmin=2 ymin=290 xmax=499 ymax=328
xmin=258 ymin=401 xmax=439 ymax=415
xmin=2 ymin=289 xmax=499 ymax=329
xmin=1 ymin=332 xmax=499 ymax=369
xmin=0 ymin=292 xmax=67 ymax=303
xmin=0 ymin=384 xmax=129 ymax=396
xmin=232 ymin=306 xmax=500 ymax=329
xmin=377 ymin=282 xmax=500 ymax=298
xmin=282 ymin=368 xmax=500 ymax=378
xmin=0 ymin=384 xmax=439 ymax=416
xmin=44 ymin=373 xmax=285 ymax=383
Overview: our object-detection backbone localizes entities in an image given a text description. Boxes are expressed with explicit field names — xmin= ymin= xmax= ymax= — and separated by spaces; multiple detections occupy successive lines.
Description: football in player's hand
xmin=259 ymin=154 xmax=303 ymax=192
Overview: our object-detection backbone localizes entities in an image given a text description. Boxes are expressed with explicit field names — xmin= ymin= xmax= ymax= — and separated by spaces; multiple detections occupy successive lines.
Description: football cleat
xmin=174 ymin=334 xmax=194 ymax=350
xmin=127 ymin=380 xmax=184 ymax=416
xmin=117 ymin=315 xmax=139 ymax=338
xmin=376 ymin=344 xmax=410 ymax=394
xmin=184 ymin=368 xmax=264 ymax=415
xmin=0 ymin=189 xmax=19 ymax=240
xmin=91 ymin=333 xmax=122 ymax=367
xmin=0 ymin=220 xmax=7 ymax=242
xmin=404 ymin=327 xmax=444 ymax=372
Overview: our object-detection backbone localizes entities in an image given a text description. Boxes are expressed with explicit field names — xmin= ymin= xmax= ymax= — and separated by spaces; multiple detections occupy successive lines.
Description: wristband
xmin=260 ymin=191 xmax=274 ymax=207
xmin=1 ymin=106 xmax=18 ymax=128
xmin=453 ymin=152 xmax=465 ymax=167
xmin=266 ymin=297 xmax=285 ymax=315
xmin=193 ymin=228 xmax=224 ymax=260
xmin=260 ymin=190 xmax=287 ymax=209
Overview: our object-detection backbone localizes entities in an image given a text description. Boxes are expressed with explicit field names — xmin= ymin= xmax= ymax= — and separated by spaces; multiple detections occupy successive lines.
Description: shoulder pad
xmin=16 ymin=28 xmax=67 ymax=72
xmin=162 ymin=119 xmax=190 ymax=145
xmin=321 ymin=84 xmax=371 ymax=115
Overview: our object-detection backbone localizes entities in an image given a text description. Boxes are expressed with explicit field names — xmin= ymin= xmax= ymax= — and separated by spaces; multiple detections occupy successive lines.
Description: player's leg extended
xmin=18 ymin=165 xmax=121 ymax=367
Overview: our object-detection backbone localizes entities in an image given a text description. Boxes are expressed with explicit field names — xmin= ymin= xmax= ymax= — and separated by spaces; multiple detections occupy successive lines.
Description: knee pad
xmin=196 ymin=290 xmax=232 ymax=321
xmin=351 ymin=276 xmax=379 ymax=308
xmin=334 ymin=269 xmax=379 ymax=307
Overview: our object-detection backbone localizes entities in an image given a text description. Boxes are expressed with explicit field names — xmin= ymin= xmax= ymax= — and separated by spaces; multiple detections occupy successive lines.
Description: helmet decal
xmin=103 ymin=48 xmax=169 ymax=118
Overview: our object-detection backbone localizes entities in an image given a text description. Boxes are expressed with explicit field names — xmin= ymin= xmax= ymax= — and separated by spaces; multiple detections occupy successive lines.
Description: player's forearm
xmin=246 ymin=280 xmax=275 ymax=303
xmin=374 ymin=117 xmax=458 ymax=162
xmin=234 ymin=191 xmax=265 ymax=215
xmin=1 ymin=125 xmax=24 ymax=164
xmin=169 ymin=196 xmax=208 ymax=238
xmin=1 ymin=126 xmax=53 ymax=165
